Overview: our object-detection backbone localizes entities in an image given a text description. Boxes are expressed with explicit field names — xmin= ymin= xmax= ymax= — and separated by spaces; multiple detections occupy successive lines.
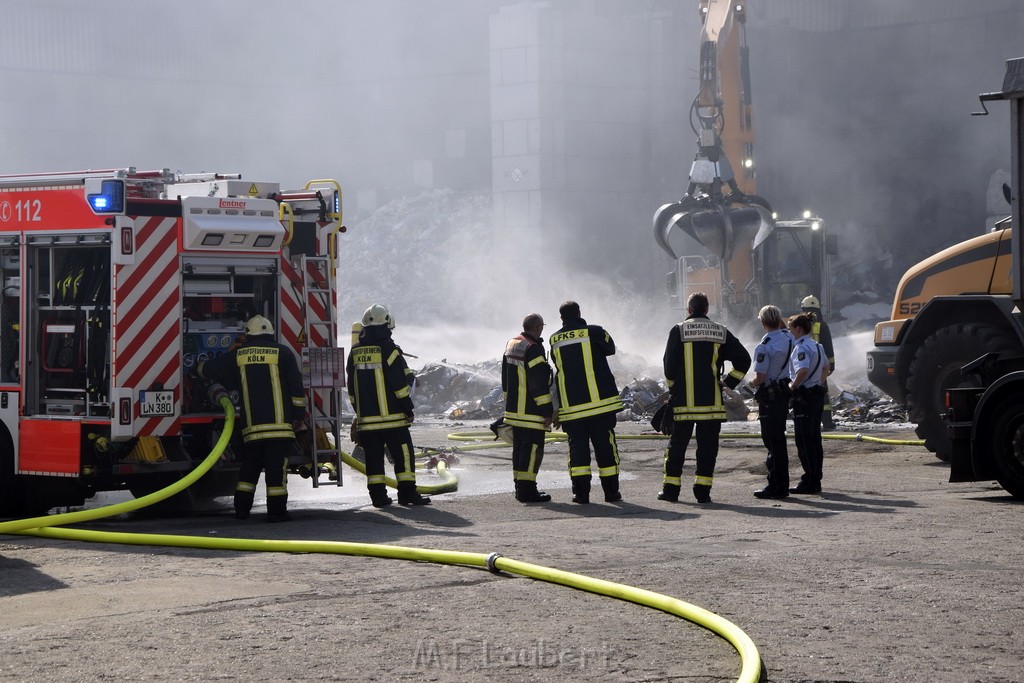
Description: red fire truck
xmin=0 ymin=168 xmax=346 ymax=516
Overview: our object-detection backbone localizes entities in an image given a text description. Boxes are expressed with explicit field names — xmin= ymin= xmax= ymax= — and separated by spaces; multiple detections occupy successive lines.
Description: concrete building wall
xmin=489 ymin=2 xmax=696 ymax=284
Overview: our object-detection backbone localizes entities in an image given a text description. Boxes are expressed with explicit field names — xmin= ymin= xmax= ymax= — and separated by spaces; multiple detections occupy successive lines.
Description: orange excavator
xmin=654 ymin=0 xmax=832 ymax=321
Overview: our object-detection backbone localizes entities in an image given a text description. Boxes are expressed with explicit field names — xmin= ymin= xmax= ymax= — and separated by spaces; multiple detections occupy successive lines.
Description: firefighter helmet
xmin=362 ymin=304 xmax=395 ymax=329
xmin=800 ymin=295 xmax=821 ymax=310
xmin=245 ymin=315 xmax=275 ymax=336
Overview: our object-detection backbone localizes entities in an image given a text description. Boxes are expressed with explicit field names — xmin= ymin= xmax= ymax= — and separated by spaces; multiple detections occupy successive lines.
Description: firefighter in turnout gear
xmin=198 ymin=315 xmax=306 ymax=522
xmin=749 ymin=305 xmax=794 ymax=499
xmin=502 ymin=313 xmax=555 ymax=503
xmin=549 ymin=301 xmax=623 ymax=504
xmin=660 ymin=292 xmax=751 ymax=504
xmin=346 ymin=304 xmax=430 ymax=508
xmin=800 ymin=295 xmax=836 ymax=430
xmin=787 ymin=313 xmax=831 ymax=494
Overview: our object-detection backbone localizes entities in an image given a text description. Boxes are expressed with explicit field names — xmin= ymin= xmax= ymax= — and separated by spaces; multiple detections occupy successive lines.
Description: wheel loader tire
xmin=985 ymin=394 xmax=1024 ymax=500
xmin=906 ymin=323 xmax=1020 ymax=462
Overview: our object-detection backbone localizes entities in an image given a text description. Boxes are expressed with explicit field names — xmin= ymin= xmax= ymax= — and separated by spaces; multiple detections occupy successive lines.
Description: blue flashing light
xmin=333 ymin=191 xmax=340 ymax=215
xmin=87 ymin=179 xmax=125 ymax=214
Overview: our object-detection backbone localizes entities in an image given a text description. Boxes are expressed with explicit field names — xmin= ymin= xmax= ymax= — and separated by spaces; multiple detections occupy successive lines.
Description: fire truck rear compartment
xmin=181 ymin=256 xmax=279 ymax=415
xmin=26 ymin=241 xmax=111 ymax=418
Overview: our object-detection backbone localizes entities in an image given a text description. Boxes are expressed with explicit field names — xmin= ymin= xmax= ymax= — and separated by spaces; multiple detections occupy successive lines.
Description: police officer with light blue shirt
xmin=749 ymin=305 xmax=794 ymax=499
xmin=787 ymin=313 xmax=831 ymax=494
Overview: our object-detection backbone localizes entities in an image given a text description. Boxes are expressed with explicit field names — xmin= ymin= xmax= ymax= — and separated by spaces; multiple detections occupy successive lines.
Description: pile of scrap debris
xmin=408 ymin=358 xmax=908 ymax=427
xmin=413 ymin=359 xmax=503 ymax=420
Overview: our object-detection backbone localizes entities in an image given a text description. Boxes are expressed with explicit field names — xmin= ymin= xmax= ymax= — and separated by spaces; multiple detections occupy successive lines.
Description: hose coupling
xmin=486 ymin=552 xmax=502 ymax=574
xmin=208 ymin=383 xmax=229 ymax=405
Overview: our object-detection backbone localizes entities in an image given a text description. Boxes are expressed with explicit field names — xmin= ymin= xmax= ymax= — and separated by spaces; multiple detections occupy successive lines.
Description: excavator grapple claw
xmin=654 ymin=197 xmax=773 ymax=262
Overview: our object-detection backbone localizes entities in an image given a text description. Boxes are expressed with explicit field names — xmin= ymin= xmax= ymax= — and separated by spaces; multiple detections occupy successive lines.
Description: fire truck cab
xmin=0 ymin=168 xmax=346 ymax=516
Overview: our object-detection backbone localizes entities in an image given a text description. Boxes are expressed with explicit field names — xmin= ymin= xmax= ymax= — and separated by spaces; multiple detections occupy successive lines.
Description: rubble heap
xmin=411 ymin=356 xmax=674 ymax=423
xmin=408 ymin=357 xmax=907 ymax=428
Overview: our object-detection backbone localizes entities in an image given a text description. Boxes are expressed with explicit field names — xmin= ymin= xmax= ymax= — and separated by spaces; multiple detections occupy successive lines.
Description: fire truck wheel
xmin=988 ymin=394 xmax=1024 ymax=500
xmin=906 ymin=323 xmax=1018 ymax=462
xmin=129 ymin=475 xmax=198 ymax=513
xmin=129 ymin=470 xmax=236 ymax=513
xmin=0 ymin=431 xmax=29 ymax=517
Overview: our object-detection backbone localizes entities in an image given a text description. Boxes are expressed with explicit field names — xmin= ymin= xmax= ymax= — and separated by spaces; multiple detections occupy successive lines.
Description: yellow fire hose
xmin=340 ymin=448 xmax=459 ymax=494
xmin=0 ymin=397 xmax=763 ymax=683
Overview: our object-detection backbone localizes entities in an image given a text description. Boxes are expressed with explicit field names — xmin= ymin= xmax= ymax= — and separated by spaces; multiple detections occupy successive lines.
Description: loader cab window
xmin=25 ymin=241 xmax=111 ymax=417
xmin=0 ymin=246 xmax=20 ymax=385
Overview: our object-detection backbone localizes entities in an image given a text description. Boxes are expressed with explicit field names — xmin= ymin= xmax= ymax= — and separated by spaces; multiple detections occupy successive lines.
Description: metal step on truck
xmin=0 ymin=168 xmax=348 ymax=516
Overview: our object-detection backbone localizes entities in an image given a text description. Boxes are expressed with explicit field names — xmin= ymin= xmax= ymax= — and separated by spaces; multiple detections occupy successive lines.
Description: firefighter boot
xmin=234 ymin=491 xmax=255 ymax=520
xmin=821 ymin=410 xmax=836 ymax=431
xmin=601 ymin=474 xmax=622 ymax=503
xmin=693 ymin=484 xmax=713 ymax=504
xmin=571 ymin=476 xmax=591 ymax=504
xmin=397 ymin=482 xmax=431 ymax=506
xmin=657 ymin=483 xmax=680 ymax=503
xmin=516 ymin=481 xmax=552 ymax=503
xmin=266 ymin=494 xmax=291 ymax=523
xmin=368 ymin=483 xmax=393 ymax=509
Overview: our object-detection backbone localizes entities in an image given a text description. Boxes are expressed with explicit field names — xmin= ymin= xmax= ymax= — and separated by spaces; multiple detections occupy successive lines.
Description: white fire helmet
xmin=800 ymin=295 xmax=821 ymax=310
xmin=362 ymin=304 xmax=395 ymax=329
xmin=245 ymin=315 xmax=275 ymax=336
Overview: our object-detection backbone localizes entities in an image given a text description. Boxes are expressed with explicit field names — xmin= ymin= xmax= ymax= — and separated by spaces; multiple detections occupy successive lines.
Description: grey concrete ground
xmin=1 ymin=418 xmax=1021 ymax=682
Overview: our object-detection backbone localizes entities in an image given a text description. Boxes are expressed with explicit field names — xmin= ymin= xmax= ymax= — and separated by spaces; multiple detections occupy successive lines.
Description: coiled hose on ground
xmin=0 ymin=398 xmax=763 ymax=683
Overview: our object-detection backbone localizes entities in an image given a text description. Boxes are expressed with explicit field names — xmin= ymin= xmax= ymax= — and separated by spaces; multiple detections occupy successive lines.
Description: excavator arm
xmin=654 ymin=0 xmax=774 ymax=310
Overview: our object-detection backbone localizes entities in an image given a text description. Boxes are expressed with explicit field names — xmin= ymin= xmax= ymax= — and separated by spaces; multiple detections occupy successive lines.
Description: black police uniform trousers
xmin=235 ymin=438 xmax=291 ymax=516
xmin=360 ymin=426 xmax=417 ymax=500
xmin=792 ymin=388 xmax=826 ymax=487
xmin=757 ymin=393 xmax=790 ymax=493
xmin=511 ymin=426 xmax=546 ymax=493
xmin=562 ymin=411 xmax=620 ymax=498
xmin=665 ymin=419 xmax=722 ymax=488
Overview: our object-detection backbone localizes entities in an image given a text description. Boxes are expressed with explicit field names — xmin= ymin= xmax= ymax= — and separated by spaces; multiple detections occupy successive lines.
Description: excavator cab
xmin=760 ymin=216 xmax=835 ymax=316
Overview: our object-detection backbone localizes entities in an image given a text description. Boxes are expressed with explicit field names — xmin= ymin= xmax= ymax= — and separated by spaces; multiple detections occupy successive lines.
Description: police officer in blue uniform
xmin=749 ymin=305 xmax=794 ymax=499
xmin=787 ymin=313 xmax=831 ymax=494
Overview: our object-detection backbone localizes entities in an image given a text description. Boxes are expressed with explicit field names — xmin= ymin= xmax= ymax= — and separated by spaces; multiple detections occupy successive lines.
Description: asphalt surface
xmin=1 ymin=418 xmax=1022 ymax=682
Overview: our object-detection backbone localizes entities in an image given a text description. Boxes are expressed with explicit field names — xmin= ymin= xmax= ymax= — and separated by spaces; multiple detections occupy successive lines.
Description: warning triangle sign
xmin=248 ymin=183 xmax=259 ymax=196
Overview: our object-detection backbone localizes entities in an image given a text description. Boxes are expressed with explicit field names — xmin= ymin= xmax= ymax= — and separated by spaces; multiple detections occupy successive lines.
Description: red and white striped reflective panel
xmin=111 ymin=216 xmax=181 ymax=437
xmin=279 ymin=258 xmax=304 ymax=353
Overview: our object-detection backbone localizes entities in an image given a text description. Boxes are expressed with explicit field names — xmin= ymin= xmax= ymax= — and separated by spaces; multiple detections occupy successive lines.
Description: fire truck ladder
xmin=299 ymin=255 xmax=343 ymax=488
